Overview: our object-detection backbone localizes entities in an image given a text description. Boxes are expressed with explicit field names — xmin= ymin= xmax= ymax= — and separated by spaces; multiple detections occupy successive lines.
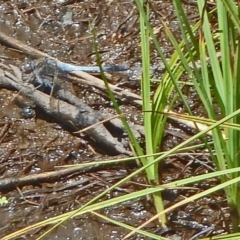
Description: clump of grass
xmin=127 ymin=0 xmax=240 ymax=238
xmin=171 ymin=0 xmax=240 ymax=233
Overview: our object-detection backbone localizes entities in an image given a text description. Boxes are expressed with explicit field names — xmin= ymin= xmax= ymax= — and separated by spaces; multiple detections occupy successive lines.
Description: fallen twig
xmin=0 ymin=164 xmax=96 ymax=192
xmin=0 ymin=31 xmax=142 ymax=105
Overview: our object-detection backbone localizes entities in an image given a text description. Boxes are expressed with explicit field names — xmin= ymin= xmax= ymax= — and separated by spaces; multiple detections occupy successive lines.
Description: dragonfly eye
xmin=23 ymin=59 xmax=35 ymax=74
xmin=44 ymin=57 xmax=55 ymax=66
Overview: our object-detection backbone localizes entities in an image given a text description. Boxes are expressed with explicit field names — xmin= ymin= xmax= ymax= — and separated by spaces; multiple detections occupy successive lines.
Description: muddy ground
xmin=0 ymin=1 xmax=229 ymax=240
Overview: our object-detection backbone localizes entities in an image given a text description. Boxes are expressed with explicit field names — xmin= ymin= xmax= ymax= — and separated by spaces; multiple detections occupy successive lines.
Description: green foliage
xmin=172 ymin=0 xmax=240 ymax=233
xmin=0 ymin=196 xmax=8 ymax=206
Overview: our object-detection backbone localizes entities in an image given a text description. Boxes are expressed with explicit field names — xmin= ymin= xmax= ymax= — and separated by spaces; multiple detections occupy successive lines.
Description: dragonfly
xmin=23 ymin=57 xmax=128 ymax=90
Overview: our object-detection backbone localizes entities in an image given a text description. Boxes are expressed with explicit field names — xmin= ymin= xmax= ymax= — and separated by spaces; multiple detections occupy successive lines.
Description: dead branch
xmin=0 ymin=66 xmax=133 ymax=155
